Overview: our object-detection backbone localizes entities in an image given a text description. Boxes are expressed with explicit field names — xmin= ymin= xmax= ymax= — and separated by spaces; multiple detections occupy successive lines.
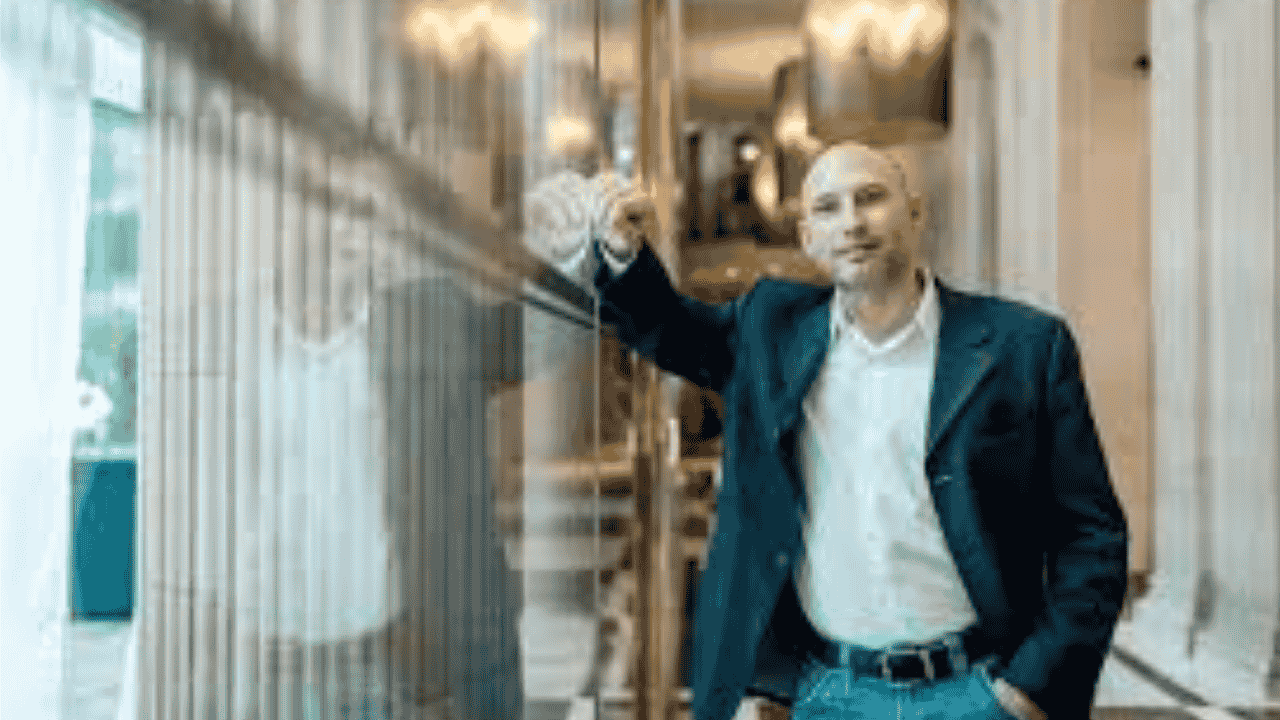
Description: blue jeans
xmin=790 ymin=654 xmax=1020 ymax=720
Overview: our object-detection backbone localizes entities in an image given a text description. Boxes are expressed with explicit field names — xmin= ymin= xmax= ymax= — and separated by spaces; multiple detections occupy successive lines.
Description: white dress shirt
xmin=793 ymin=270 xmax=979 ymax=649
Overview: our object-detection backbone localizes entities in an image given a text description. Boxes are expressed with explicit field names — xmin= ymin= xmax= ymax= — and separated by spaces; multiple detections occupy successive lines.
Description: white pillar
xmin=947 ymin=0 xmax=1001 ymax=293
xmin=1124 ymin=0 xmax=1280 ymax=704
xmin=950 ymin=0 xmax=1062 ymax=309
xmin=991 ymin=0 xmax=1063 ymax=312
xmin=0 ymin=3 xmax=94 ymax=719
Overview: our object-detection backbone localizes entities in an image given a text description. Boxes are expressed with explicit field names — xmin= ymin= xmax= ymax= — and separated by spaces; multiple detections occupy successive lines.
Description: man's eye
xmin=813 ymin=201 xmax=838 ymax=213
xmin=858 ymin=189 xmax=885 ymax=203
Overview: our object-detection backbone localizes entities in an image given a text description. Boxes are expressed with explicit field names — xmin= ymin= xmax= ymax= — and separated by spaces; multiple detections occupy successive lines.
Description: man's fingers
xmin=523 ymin=184 xmax=595 ymax=260
xmin=612 ymin=196 xmax=656 ymax=228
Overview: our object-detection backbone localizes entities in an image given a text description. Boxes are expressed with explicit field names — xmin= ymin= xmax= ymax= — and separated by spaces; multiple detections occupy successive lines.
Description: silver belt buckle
xmin=879 ymin=645 xmax=935 ymax=683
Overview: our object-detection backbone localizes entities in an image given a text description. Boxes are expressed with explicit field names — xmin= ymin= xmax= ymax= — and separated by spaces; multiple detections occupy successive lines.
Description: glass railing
xmin=107 ymin=1 xmax=646 ymax=719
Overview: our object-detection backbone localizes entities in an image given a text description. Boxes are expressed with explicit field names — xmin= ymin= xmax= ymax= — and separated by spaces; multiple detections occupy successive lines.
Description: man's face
xmin=798 ymin=144 xmax=924 ymax=294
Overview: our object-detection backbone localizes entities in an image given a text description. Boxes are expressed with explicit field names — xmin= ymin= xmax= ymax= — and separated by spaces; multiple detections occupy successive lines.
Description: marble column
xmin=0 ymin=3 xmax=94 ymax=717
xmin=945 ymin=0 xmax=1065 ymax=310
xmin=947 ymin=0 xmax=1002 ymax=293
xmin=1122 ymin=0 xmax=1280 ymax=704
xmin=990 ymin=0 xmax=1064 ymax=312
xmin=637 ymin=3 xmax=687 ymax=720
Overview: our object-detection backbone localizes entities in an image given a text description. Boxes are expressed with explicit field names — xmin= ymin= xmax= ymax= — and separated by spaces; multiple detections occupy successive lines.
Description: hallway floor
xmin=65 ymin=618 xmax=1280 ymax=720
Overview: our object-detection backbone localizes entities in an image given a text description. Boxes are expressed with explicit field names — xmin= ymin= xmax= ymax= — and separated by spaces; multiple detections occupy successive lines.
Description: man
xmin=525 ymin=143 xmax=1128 ymax=720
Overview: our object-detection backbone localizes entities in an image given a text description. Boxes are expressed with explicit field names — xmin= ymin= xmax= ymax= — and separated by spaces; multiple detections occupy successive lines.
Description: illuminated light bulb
xmin=880 ymin=5 xmax=921 ymax=62
xmin=406 ymin=2 xmax=540 ymax=64
xmin=546 ymin=115 xmax=595 ymax=155
xmin=776 ymin=113 xmax=808 ymax=146
xmin=807 ymin=0 xmax=877 ymax=57
xmin=774 ymin=110 xmax=824 ymax=156
xmin=875 ymin=1 xmax=948 ymax=66
xmin=407 ymin=6 xmax=474 ymax=60
xmin=911 ymin=0 xmax=949 ymax=52
xmin=753 ymin=156 xmax=779 ymax=218
xmin=806 ymin=0 xmax=948 ymax=68
xmin=487 ymin=14 xmax=540 ymax=58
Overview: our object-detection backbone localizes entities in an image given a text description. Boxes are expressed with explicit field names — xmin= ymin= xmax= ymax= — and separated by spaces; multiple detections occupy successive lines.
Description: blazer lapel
xmin=766 ymin=279 xmax=997 ymax=462
xmin=770 ymin=288 xmax=832 ymax=447
xmin=926 ymin=281 xmax=997 ymax=461
xmin=922 ymin=282 xmax=1011 ymax=624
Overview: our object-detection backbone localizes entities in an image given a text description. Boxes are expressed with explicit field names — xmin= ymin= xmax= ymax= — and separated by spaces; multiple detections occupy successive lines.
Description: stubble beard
xmin=831 ymin=231 xmax=912 ymax=301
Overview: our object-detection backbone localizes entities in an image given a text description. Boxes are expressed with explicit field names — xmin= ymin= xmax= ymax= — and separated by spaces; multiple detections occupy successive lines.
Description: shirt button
xmin=776 ymin=552 xmax=789 ymax=567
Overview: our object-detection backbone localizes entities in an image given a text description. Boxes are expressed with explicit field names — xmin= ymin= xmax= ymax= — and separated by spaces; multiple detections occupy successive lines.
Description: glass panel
xmin=0 ymin=0 xmax=98 ymax=716
xmin=73 ymin=100 xmax=142 ymax=462
xmin=121 ymin=1 xmax=639 ymax=719
xmin=69 ymin=94 xmax=144 ymax=625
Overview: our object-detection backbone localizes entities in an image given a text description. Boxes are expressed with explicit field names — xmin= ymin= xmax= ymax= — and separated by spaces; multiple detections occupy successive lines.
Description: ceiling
xmin=682 ymin=0 xmax=809 ymax=121
xmin=683 ymin=0 xmax=808 ymax=37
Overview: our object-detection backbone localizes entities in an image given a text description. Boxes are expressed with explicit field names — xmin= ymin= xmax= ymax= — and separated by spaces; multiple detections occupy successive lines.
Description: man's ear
xmin=797 ymin=219 xmax=812 ymax=254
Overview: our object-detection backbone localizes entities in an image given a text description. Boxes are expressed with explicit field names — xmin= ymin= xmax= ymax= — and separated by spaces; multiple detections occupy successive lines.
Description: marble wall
xmin=1125 ymin=0 xmax=1280 ymax=703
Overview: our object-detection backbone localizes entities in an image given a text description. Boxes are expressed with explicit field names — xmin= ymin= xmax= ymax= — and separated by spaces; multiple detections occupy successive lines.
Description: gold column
xmin=635 ymin=2 xmax=685 ymax=720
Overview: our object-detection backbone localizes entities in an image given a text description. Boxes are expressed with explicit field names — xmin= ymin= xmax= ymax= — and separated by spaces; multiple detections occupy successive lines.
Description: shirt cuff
xmin=598 ymin=241 xmax=637 ymax=277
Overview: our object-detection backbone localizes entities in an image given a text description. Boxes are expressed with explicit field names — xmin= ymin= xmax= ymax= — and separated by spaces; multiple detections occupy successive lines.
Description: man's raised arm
xmin=522 ymin=172 xmax=745 ymax=393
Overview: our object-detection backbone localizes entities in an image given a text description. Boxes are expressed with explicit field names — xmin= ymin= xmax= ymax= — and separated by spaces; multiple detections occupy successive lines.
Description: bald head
xmin=801 ymin=142 xmax=910 ymax=210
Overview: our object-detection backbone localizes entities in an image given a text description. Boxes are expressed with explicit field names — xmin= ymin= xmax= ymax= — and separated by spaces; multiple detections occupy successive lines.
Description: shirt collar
xmin=830 ymin=267 xmax=939 ymax=354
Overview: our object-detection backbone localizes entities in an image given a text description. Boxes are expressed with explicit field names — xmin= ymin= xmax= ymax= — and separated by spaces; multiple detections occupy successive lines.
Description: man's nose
xmin=841 ymin=196 xmax=868 ymax=237
xmin=844 ymin=222 xmax=868 ymax=239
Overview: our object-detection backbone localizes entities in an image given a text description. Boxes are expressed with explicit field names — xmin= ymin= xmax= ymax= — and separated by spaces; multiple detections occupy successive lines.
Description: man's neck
xmin=835 ymin=268 xmax=927 ymax=344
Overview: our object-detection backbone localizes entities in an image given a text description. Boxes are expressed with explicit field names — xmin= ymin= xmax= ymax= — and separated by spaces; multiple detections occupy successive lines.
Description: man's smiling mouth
xmin=834 ymin=241 xmax=881 ymax=257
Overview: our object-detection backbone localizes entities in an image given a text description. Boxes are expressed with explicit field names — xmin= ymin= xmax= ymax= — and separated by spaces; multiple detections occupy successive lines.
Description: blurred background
xmin=2 ymin=0 xmax=1279 ymax=718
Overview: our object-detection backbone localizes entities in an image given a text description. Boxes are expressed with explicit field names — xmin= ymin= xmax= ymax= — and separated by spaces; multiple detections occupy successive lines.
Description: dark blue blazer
xmin=593 ymin=243 xmax=1129 ymax=720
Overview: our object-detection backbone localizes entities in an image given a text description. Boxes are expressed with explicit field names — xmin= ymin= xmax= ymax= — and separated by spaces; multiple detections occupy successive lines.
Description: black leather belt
xmin=809 ymin=629 xmax=986 ymax=684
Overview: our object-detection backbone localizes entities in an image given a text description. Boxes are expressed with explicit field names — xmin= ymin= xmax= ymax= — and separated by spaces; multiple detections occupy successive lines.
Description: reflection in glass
xmin=125 ymin=1 xmax=633 ymax=719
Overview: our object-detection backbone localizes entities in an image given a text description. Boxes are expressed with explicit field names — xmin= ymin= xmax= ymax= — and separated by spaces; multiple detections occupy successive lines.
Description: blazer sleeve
xmin=592 ymin=241 xmax=743 ymax=394
xmin=999 ymin=318 xmax=1130 ymax=707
